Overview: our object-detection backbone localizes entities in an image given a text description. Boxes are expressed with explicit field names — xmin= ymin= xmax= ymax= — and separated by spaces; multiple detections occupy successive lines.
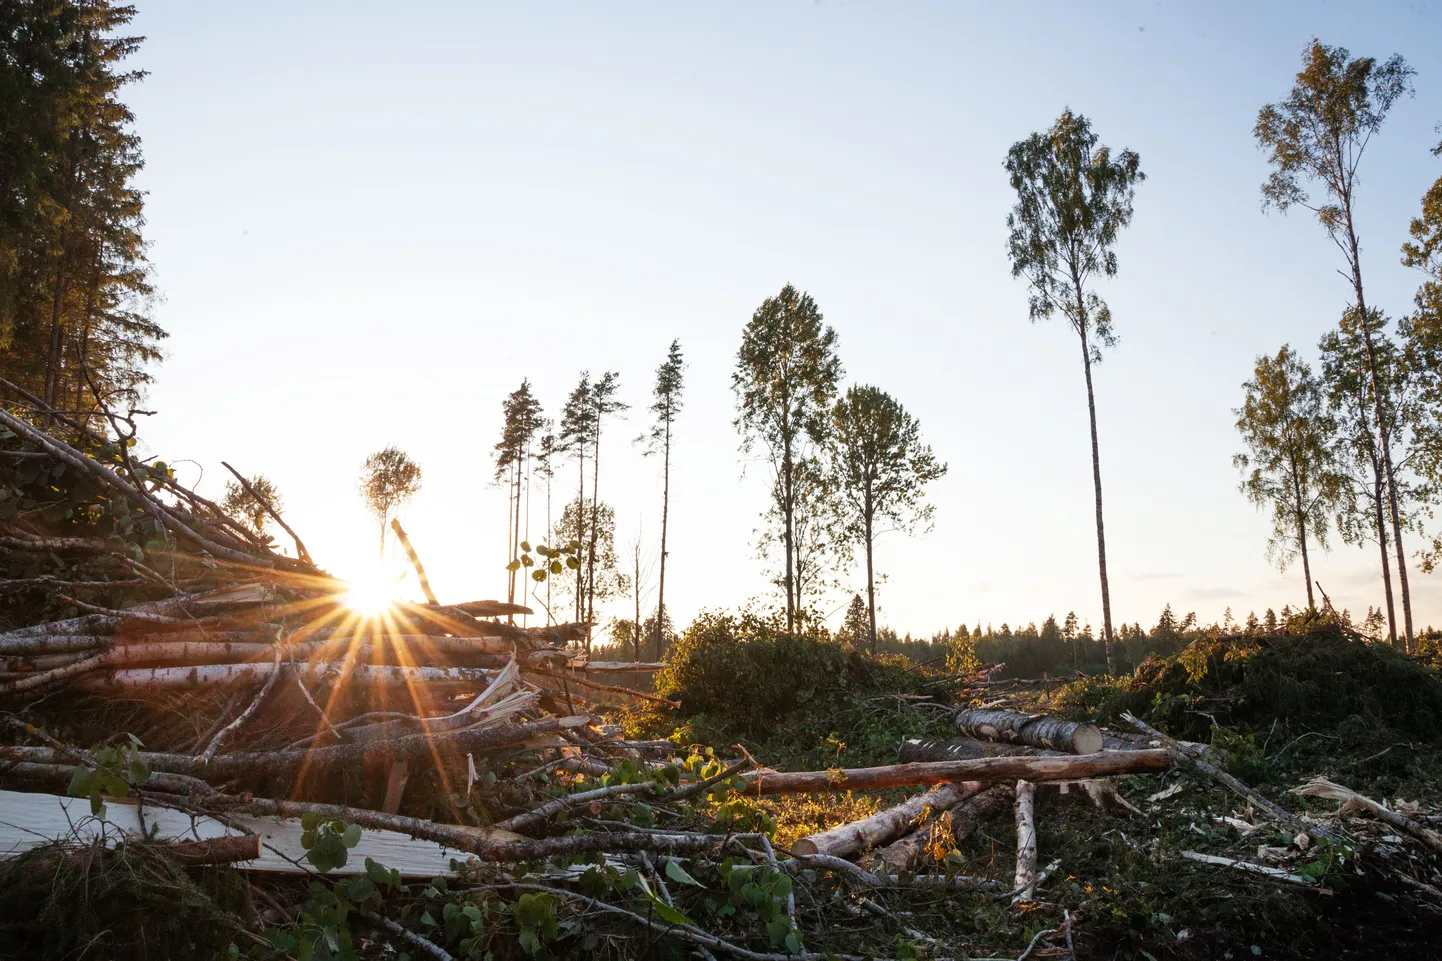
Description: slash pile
xmin=4 ymin=387 xmax=1436 ymax=960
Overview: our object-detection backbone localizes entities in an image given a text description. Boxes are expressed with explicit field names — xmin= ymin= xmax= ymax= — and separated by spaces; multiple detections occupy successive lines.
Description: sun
xmin=343 ymin=567 xmax=404 ymax=616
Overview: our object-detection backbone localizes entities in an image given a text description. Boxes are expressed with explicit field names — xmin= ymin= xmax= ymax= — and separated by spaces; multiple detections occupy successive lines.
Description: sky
xmin=122 ymin=1 xmax=1442 ymax=637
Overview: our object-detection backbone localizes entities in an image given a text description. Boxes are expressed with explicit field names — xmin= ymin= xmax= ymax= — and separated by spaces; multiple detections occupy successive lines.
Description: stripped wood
xmin=738 ymin=749 xmax=1170 ymax=795
xmin=1012 ymin=779 xmax=1037 ymax=902
xmin=0 ymin=789 xmax=484 ymax=876
xmin=792 ymin=781 xmax=981 ymax=857
xmin=878 ymin=784 xmax=1014 ymax=873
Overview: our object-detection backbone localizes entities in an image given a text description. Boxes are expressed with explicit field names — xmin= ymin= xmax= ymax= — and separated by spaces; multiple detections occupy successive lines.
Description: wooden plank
xmin=0 ymin=789 xmax=469 ymax=876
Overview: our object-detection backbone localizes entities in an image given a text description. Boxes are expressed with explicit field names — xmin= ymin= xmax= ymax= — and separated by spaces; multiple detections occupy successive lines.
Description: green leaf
xmin=301 ymin=812 xmax=323 ymax=831
xmin=520 ymin=541 xmax=531 ymax=552
xmin=549 ymin=561 xmax=563 ymax=575
xmin=644 ymin=892 xmax=694 ymax=927
xmin=341 ymin=822 xmax=362 ymax=848
xmin=665 ymin=859 xmax=703 ymax=887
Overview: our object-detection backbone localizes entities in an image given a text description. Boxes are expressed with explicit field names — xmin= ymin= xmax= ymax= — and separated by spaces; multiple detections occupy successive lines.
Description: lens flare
xmin=344 ymin=567 xmax=403 ymax=616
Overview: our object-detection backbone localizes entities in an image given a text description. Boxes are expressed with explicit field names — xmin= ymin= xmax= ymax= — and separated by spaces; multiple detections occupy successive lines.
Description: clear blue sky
xmin=125 ymin=1 xmax=1442 ymax=635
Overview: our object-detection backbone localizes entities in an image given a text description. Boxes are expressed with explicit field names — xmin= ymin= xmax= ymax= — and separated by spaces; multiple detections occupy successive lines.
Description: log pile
xmin=4 ymin=394 xmax=1422 ymax=960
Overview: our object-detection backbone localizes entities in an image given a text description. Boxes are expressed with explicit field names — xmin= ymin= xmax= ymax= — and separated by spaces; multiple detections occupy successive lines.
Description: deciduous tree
xmin=1004 ymin=108 xmax=1144 ymax=674
xmin=1401 ymin=131 xmax=1442 ymax=574
xmin=1234 ymin=346 xmax=1341 ymax=609
xmin=359 ymin=447 xmax=422 ymax=557
xmin=1256 ymin=39 xmax=1416 ymax=642
xmin=827 ymin=385 xmax=947 ymax=653
xmin=733 ymin=285 xmax=842 ymax=633
xmin=221 ymin=474 xmax=283 ymax=540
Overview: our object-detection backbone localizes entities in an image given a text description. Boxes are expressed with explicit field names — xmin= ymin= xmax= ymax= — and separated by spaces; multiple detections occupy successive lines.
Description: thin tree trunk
xmin=575 ymin=446 xmax=585 ymax=626
xmin=588 ymin=418 xmax=602 ymax=631
xmin=633 ymin=549 xmax=641 ymax=661
xmin=43 ymin=258 xmax=68 ymax=409
xmin=1076 ymin=314 xmax=1115 ymax=674
xmin=782 ymin=436 xmax=795 ymax=635
xmin=865 ymin=501 xmax=877 ymax=655
xmin=656 ymin=415 xmax=670 ymax=660
xmin=1346 ymin=211 xmax=1414 ymax=649
xmin=1371 ymin=466 xmax=1398 ymax=646
xmin=1292 ymin=462 xmax=1315 ymax=610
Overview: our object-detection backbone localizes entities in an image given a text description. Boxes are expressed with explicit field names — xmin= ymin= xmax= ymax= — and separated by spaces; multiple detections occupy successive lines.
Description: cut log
xmin=792 ymin=781 xmax=982 ymax=858
xmin=1291 ymin=777 xmax=1442 ymax=854
xmin=739 ymin=749 xmax=1169 ymax=795
xmin=75 ymin=662 xmax=500 ymax=693
xmin=1 ymin=714 xmax=592 ymax=781
xmin=954 ymin=708 xmax=1103 ymax=755
xmin=877 ymin=784 xmax=1014 ymax=873
xmin=573 ymin=661 xmax=665 ymax=673
xmin=1012 ymin=779 xmax=1037 ymax=903
xmin=900 ymin=736 xmax=1061 ymax=763
xmin=448 ymin=599 xmax=535 ymax=617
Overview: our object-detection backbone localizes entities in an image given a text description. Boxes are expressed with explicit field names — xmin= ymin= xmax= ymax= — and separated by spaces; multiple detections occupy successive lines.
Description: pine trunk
xmin=656 ymin=416 xmax=671 ymax=660
xmin=953 ymin=708 xmax=1104 ymax=755
xmin=792 ymin=780 xmax=982 ymax=857
xmin=738 ymin=749 xmax=1168 ymax=795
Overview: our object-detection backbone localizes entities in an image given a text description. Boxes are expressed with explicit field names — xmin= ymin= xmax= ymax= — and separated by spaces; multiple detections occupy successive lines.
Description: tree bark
xmin=953 ymin=708 xmax=1104 ymax=755
xmin=74 ymin=661 xmax=500 ymax=693
xmin=865 ymin=497 xmax=877 ymax=655
xmin=791 ymin=781 xmax=982 ymax=857
xmin=656 ymin=415 xmax=671 ymax=659
xmin=1012 ymin=779 xmax=1037 ymax=902
xmin=1345 ymin=209 xmax=1414 ymax=649
xmin=1290 ymin=457 xmax=1315 ymax=610
xmin=1077 ymin=309 xmax=1115 ymax=674
xmin=738 ymin=749 xmax=1168 ymax=795
xmin=900 ymin=737 xmax=1061 ymax=763
xmin=782 ymin=428 xmax=795 ymax=634
xmin=1370 ymin=460 xmax=1398 ymax=646
xmin=877 ymin=784 xmax=1014 ymax=873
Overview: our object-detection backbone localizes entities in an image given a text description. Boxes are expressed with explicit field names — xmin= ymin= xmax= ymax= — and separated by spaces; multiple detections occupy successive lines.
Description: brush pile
xmin=2 ymin=388 xmax=1440 ymax=960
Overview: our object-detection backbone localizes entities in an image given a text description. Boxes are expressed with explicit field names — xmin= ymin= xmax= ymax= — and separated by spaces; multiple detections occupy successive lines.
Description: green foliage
xmin=656 ymin=611 xmax=915 ymax=737
xmin=733 ymin=284 xmax=843 ymax=630
xmin=358 ymin=446 xmax=422 ymax=552
xmin=67 ymin=734 xmax=149 ymax=816
xmin=298 ymin=813 xmax=363 ymax=873
xmin=1233 ymin=345 xmax=1341 ymax=600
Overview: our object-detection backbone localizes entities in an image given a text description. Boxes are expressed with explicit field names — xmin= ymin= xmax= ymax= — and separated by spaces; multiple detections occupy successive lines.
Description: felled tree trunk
xmin=878 ymin=784 xmax=1014 ymax=873
xmin=1013 ymin=779 xmax=1037 ymax=902
xmin=739 ymin=750 xmax=1169 ymax=795
xmin=792 ymin=781 xmax=982 ymax=857
xmin=954 ymin=708 xmax=1103 ymax=754
xmin=900 ymin=737 xmax=1062 ymax=763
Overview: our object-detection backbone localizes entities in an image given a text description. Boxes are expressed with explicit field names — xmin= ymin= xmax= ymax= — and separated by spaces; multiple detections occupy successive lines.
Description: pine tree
xmin=559 ymin=374 xmax=594 ymax=623
xmin=638 ymin=340 xmax=685 ymax=658
xmin=840 ymin=593 xmax=868 ymax=647
xmin=827 ymin=385 xmax=947 ymax=653
xmin=584 ymin=372 xmax=627 ymax=631
xmin=494 ymin=380 xmax=543 ymax=611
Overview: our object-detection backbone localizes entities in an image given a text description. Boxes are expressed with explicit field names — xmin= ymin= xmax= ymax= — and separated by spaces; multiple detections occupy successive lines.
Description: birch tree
xmin=1256 ymin=39 xmax=1416 ymax=642
xmin=359 ymin=447 xmax=422 ymax=557
xmin=1234 ymin=346 xmax=1341 ymax=609
xmin=1004 ymin=108 xmax=1144 ymax=674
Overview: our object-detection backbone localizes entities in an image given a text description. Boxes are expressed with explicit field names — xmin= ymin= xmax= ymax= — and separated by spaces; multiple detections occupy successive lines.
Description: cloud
xmin=1131 ymin=571 xmax=1183 ymax=582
